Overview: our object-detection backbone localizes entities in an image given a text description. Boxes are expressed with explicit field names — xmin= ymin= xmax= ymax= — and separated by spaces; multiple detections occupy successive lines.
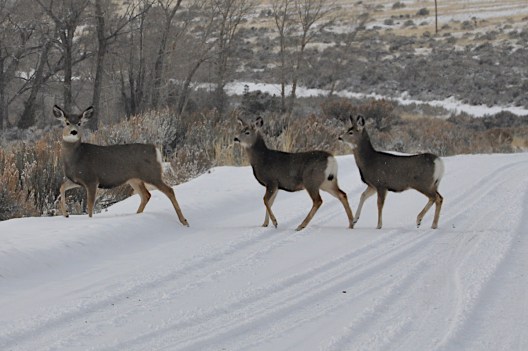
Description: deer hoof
xmin=295 ymin=225 xmax=305 ymax=231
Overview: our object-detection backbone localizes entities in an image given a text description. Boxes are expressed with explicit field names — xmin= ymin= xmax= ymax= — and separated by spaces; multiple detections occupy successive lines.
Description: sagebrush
xmin=0 ymin=100 xmax=525 ymax=220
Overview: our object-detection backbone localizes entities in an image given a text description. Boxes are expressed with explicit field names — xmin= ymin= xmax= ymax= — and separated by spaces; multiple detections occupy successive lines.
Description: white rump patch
xmin=325 ymin=156 xmax=338 ymax=181
xmin=156 ymin=148 xmax=163 ymax=165
xmin=434 ymin=158 xmax=445 ymax=184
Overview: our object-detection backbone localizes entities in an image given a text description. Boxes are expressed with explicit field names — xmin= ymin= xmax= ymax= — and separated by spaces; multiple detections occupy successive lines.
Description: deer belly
xmin=97 ymin=174 xmax=129 ymax=189
xmin=279 ymin=182 xmax=304 ymax=192
xmin=98 ymin=182 xmax=124 ymax=189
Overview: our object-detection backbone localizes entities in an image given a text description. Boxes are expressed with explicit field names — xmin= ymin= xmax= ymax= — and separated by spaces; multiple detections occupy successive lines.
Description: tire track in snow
xmin=322 ymin=159 xmax=528 ymax=351
xmin=107 ymin=178 xmax=462 ymax=351
xmin=3 ymin=157 xmax=526 ymax=351
xmin=0 ymin=219 xmax=290 ymax=349
xmin=432 ymin=162 xmax=528 ymax=350
xmin=445 ymin=178 xmax=528 ymax=350
xmin=108 ymin=230 xmax=434 ymax=351
xmin=66 ymin=160 xmax=528 ymax=351
xmin=0 ymin=184 xmax=362 ymax=350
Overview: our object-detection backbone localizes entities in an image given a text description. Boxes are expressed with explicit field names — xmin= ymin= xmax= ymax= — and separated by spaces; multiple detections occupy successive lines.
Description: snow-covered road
xmin=1 ymin=153 xmax=527 ymax=350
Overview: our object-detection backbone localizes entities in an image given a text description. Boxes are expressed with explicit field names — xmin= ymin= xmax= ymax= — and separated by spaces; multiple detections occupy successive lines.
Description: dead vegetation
xmin=1 ymin=97 xmax=526 ymax=221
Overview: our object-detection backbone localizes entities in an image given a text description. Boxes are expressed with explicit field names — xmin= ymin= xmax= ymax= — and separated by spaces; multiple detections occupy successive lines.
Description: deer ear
xmin=53 ymin=105 xmax=66 ymax=120
xmin=255 ymin=116 xmax=264 ymax=129
xmin=356 ymin=115 xmax=365 ymax=128
xmin=80 ymin=106 xmax=94 ymax=125
xmin=349 ymin=115 xmax=355 ymax=126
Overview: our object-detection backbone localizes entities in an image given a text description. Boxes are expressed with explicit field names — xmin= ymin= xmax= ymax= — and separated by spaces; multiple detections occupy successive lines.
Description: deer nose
xmin=338 ymin=136 xmax=343 ymax=141
xmin=234 ymin=137 xmax=240 ymax=142
xmin=71 ymin=130 xmax=78 ymax=136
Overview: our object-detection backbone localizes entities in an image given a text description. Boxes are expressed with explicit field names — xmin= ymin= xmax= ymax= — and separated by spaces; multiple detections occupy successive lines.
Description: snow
xmin=223 ymin=81 xmax=528 ymax=118
xmin=1 ymin=152 xmax=528 ymax=350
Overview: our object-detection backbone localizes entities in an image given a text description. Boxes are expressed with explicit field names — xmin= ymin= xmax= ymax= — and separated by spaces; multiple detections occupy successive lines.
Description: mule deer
xmin=53 ymin=105 xmax=189 ymax=226
xmin=234 ymin=117 xmax=354 ymax=231
xmin=339 ymin=115 xmax=444 ymax=229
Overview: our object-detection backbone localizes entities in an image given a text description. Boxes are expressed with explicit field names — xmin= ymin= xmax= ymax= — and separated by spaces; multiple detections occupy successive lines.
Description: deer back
xmin=64 ymin=143 xmax=162 ymax=189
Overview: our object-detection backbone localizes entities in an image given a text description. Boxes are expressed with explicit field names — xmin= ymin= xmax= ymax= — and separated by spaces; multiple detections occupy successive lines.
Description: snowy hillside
xmin=1 ymin=153 xmax=528 ymax=351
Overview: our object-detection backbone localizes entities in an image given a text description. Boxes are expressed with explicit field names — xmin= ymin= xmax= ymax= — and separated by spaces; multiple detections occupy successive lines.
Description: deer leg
xmin=297 ymin=188 xmax=323 ymax=231
xmin=262 ymin=189 xmax=278 ymax=227
xmin=128 ymin=179 xmax=151 ymax=214
xmin=431 ymin=191 xmax=443 ymax=229
xmin=85 ymin=183 xmax=98 ymax=218
xmin=155 ymin=181 xmax=189 ymax=227
xmin=416 ymin=190 xmax=444 ymax=229
xmin=59 ymin=178 xmax=80 ymax=218
xmin=321 ymin=181 xmax=354 ymax=229
xmin=416 ymin=198 xmax=434 ymax=228
xmin=376 ymin=189 xmax=387 ymax=229
xmin=355 ymin=185 xmax=376 ymax=224
xmin=263 ymin=186 xmax=279 ymax=228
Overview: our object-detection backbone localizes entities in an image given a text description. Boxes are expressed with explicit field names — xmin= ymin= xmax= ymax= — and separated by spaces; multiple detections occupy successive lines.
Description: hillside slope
xmin=1 ymin=153 xmax=528 ymax=351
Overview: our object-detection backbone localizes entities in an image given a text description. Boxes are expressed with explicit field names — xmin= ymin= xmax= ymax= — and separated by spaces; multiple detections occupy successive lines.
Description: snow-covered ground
xmin=223 ymin=82 xmax=528 ymax=118
xmin=1 ymin=152 xmax=528 ymax=350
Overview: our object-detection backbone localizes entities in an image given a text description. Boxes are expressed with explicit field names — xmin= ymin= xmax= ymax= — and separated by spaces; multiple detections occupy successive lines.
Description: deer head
xmin=234 ymin=116 xmax=264 ymax=148
xmin=339 ymin=115 xmax=365 ymax=150
xmin=53 ymin=105 xmax=94 ymax=143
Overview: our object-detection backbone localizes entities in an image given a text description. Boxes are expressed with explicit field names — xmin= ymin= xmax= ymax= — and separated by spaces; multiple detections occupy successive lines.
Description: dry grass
xmin=1 ymin=99 xmax=525 ymax=221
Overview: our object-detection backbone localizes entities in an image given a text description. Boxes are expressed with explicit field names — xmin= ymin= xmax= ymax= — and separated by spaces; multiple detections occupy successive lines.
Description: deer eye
xmin=244 ymin=130 xmax=250 ymax=135
xmin=77 ymin=122 xmax=82 ymax=126
xmin=66 ymin=122 xmax=70 ymax=126
xmin=348 ymin=130 xmax=354 ymax=135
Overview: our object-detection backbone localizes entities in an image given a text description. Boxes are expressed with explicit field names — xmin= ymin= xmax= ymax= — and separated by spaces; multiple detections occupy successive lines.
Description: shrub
xmin=392 ymin=1 xmax=405 ymax=9
xmin=416 ymin=8 xmax=430 ymax=16
xmin=0 ymin=134 xmax=64 ymax=220
xmin=1 ymin=102 xmax=526 ymax=221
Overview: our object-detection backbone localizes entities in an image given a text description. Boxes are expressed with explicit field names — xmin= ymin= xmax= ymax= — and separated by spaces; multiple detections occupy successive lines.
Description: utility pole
xmin=435 ymin=0 xmax=438 ymax=34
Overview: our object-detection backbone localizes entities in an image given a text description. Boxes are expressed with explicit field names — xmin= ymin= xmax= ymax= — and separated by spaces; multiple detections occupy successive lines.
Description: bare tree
xmin=36 ymin=0 xmax=91 ymax=112
xmin=117 ymin=0 xmax=153 ymax=117
xmin=17 ymin=33 xmax=54 ymax=129
xmin=210 ymin=0 xmax=255 ymax=114
xmin=270 ymin=0 xmax=337 ymax=114
xmin=150 ymin=0 xmax=184 ymax=110
xmin=174 ymin=0 xmax=217 ymax=115
xmin=90 ymin=0 xmax=151 ymax=129
xmin=271 ymin=0 xmax=293 ymax=113
xmin=288 ymin=0 xmax=336 ymax=113
xmin=0 ymin=0 xmax=36 ymax=129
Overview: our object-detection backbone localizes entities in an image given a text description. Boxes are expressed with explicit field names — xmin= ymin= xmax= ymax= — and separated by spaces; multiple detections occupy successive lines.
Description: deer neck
xmin=247 ymin=133 xmax=269 ymax=165
xmin=354 ymin=130 xmax=377 ymax=167
xmin=61 ymin=139 xmax=82 ymax=162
